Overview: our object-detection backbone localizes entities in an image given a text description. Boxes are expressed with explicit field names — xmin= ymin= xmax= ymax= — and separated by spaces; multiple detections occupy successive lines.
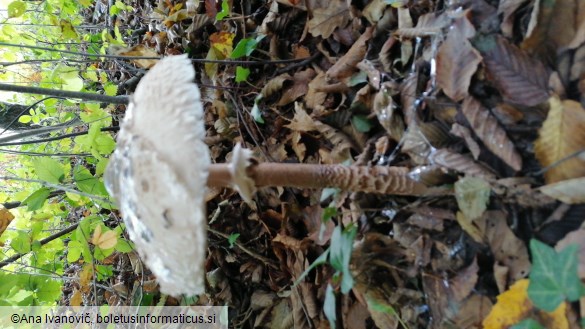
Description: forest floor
xmin=79 ymin=0 xmax=585 ymax=328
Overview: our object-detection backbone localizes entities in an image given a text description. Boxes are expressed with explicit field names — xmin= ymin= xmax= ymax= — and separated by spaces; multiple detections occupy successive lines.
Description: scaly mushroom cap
xmin=105 ymin=55 xmax=209 ymax=296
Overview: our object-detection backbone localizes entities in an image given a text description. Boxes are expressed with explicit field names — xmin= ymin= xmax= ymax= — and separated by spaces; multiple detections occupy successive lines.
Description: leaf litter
xmin=85 ymin=0 xmax=585 ymax=327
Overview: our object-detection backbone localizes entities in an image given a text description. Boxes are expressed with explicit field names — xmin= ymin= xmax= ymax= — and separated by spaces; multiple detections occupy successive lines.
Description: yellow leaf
xmin=483 ymin=279 xmax=569 ymax=329
xmin=91 ymin=225 xmax=118 ymax=250
xmin=209 ymin=32 xmax=234 ymax=58
xmin=79 ymin=264 xmax=94 ymax=293
xmin=534 ymin=96 xmax=585 ymax=183
xmin=0 ymin=206 xmax=14 ymax=237
xmin=70 ymin=289 xmax=83 ymax=306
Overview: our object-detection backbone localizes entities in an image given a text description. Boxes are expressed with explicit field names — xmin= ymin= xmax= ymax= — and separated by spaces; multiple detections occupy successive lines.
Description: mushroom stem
xmin=207 ymin=162 xmax=427 ymax=195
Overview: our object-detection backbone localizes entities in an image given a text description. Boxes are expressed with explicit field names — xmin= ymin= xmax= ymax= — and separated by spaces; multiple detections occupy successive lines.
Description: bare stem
xmin=207 ymin=163 xmax=427 ymax=195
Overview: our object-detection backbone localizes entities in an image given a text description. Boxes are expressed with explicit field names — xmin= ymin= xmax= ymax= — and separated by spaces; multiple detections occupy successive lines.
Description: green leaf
xmin=511 ymin=319 xmax=546 ymax=329
xmin=104 ymin=83 xmax=118 ymax=96
xmin=215 ymin=0 xmax=230 ymax=20
xmin=67 ymin=240 xmax=83 ymax=262
xmin=18 ymin=115 xmax=31 ymax=123
xmin=330 ymin=225 xmax=356 ymax=293
xmin=73 ymin=165 xmax=108 ymax=196
xmin=22 ymin=187 xmax=51 ymax=211
xmin=324 ymin=284 xmax=337 ymax=329
xmin=351 ymin=115 xmax=372 ymax=133
xmin=235 ymin=66 xmax=250 ymax=82
xmin=322 ymin=207 xmax=338 ymax=222
xmin=527 ymin=239 xmax=585 ymax=312
xmin=228 ymin=233 xmax=240 ymax=248
xmin=32 ymin=158 xmax=65 ymax=184
xmin=231 ymin=38 xmax=259 ymax=59
xmin=251 ymin=99 xmax=265 ymax=124
xmin=7 ymin=1 xmax=26 ymax=18
xmin=115 ymin=239 xmax=134 ymax=253
xmin=293 ymin=249 xmax=330 ymax=287
xmin=454 ymin=176 xmax=491 ymax=220
xmin=10 ymin=231 xmax=31 ymax=254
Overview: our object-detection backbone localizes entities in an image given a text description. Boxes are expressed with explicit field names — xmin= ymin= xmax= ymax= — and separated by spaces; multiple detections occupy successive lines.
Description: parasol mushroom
xmin=105 ymin=55 xmax=428 ymax=297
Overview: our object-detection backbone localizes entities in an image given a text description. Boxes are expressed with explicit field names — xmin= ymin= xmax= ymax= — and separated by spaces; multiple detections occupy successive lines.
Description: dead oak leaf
xmin=307 ymin=0 xmax=350 ymax=39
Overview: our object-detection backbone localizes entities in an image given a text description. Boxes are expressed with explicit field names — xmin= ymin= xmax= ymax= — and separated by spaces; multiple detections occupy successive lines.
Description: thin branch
xmin=0 ymin=223 xmax=78 ymax=269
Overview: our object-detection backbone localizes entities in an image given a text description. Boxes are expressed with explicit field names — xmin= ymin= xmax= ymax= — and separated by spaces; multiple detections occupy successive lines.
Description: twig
xmin=0 ymin=223 xmax=78 ymax=268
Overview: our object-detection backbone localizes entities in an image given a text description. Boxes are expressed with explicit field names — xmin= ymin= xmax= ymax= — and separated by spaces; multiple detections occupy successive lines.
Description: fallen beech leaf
xmin=462 ymin=96 xmax=522 ymax=171
xmin=534 ymin=96 xmax=585 ymax=183
xmin=430 ymin=148 xmax=496 ymax=179
xmin=111 ymin=45 xmax=159 ymax=69
xmin=483 ymin=279 xmax=569 ymax=329
xmin=307 ymin=0 xmax=349 ymax=39
xmin=539 ymin=177 xmax=585 ymax=204
xmin=474 ymin=34 xmax=550 ymax=106
xmin=436 ymin=16 xmax=481 ymax=101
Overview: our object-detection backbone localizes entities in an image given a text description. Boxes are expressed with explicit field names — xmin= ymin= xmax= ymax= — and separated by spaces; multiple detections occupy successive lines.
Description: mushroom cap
xmin=105 ymin=55 xmax=209 ymax=296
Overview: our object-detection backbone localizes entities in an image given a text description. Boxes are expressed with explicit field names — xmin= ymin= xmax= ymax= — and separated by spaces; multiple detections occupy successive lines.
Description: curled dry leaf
xmin=461 ymin=96 xmax=522 ymax=171
xmin=534 ymin=96 xmax=585 ymax=183
xmin=278 ymin=69 xmax=316 ymax=106
xmin=474 ymin=34 xmax=550 ymax=107
xmin=436 ymin=16 xmax=482 ymax=101
xmin=451 ymin=123 xmax=481 ymax=160
xmin=539 ymin=177 xmax=585 ymax=204
xmin=326 ymin=27 xmax=373 ymax=82
xmin=373 ymin=84 xmax=404 ymax=142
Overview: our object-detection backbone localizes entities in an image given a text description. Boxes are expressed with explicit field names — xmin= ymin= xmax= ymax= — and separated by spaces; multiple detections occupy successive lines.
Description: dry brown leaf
xmin=79 ymin=264 xmax=94 ymax=293
xmin=326 ymin=27 xmax=373 ymax=81
xmin=111 ymin=45 xmax=159 ymax=69
xmin=451 ymin=123 xmax=481 ymax=160
xmin=261 ymin=74 xmax=293 ymax=100
xmin=534 ymin=96 xmax=585 ymax=183
xmin=278 ymin=69 xmax=316 ymax=106
xmin=70 ymin=289 xmax=83 ymax=307
xmin=475 ymin=35 xmax=550 ymax=106
xmin=373 ymin=84 xmax=404 ymax=142
xmin=430 ymin=148 xmax=496 ymax=179
xmin=497 ymin=0 xmax=529 ymax=37
xmin=462 ymin=96 xmax=522 ymax=171
xmin=362 ymin=0 xmax=388 ymax=24
xmin=306 ymin=0 xmax=350 ymax=39
xmin=483 ymin=211 xmax=531 ymax=282
xmin=522 ymin=0 xmax=585 ymax=64
xmin=539 ymin=177 xmax=585 ymax=204
xmin=436 ymin=16 xmax=482 ymax=101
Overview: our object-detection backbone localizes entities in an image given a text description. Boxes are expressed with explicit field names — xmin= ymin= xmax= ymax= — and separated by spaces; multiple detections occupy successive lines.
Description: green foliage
xmin=330 ymin=225 xmax=356 ymax=293
xmin=227 ymin=233 xmax=240 ymax=248
xmin=32 ymin=158 xmax=65 ymax=184
xmin=109 ymin=1 xmax=134 ymax=16
xmin=215 ymin=0 xmax=230 ymax=21
xmin=22 ymin=188 xmax=51 ymax=211
xmin=324 ymin=284 xmax=337 ymax=329
xmin=7 ymin=1 xmax=26 ymax=18
xmin=527 ymin=239 xmax=585 ymax=312
xmin=235 ymin=67 xmax=250 ymax=83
